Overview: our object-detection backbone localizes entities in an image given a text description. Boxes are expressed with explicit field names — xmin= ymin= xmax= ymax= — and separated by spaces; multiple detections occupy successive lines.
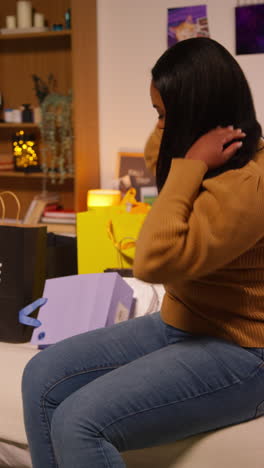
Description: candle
xmin=4 ymin=109 xmax=13 ymax=123
xmin=34 ymin=12 xmax=44 ymax=28
xmin=87 ymin=190 xmax=121 ymax=209
xmin=12 ymin=109 xmax=22 ymax=123
xmin=17 ymin=1 xmax=32 ymax=29
xmin=6 ymin=16 xmax=16 ymax=29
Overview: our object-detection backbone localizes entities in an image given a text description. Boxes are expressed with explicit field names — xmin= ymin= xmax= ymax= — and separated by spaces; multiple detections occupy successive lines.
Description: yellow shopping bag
xmin=77 ymin=190 xmax=150 ymax=274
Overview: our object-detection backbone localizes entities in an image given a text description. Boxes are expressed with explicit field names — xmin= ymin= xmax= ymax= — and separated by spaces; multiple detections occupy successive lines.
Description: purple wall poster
xmin=236 ymin=5 xmax=264 ymax=55
xmin=168 ymin=5 xmax=210 ymax=48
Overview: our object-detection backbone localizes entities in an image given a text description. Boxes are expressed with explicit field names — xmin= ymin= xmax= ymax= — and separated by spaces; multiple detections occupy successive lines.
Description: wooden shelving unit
xmin=0 ymin=123 xmax=39 ymax=128
xmin=0 ymin=0 xmax=100 ymax=218
xmin=0 ymin=171 xmax=74 ymax=178
xmin=0 ymin=30 xmax=72 ymax=40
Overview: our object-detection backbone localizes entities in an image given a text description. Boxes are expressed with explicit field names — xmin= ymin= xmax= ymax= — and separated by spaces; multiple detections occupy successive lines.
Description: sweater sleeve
xmin=133 ymin=158 xmax=264 ymax=283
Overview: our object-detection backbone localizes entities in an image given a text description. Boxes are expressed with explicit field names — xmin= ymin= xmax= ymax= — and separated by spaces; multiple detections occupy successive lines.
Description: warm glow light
xmin=13 ymin=131 xmax=38 ymax=169
xmin=87 ymin=189 xmax=121 ymax=208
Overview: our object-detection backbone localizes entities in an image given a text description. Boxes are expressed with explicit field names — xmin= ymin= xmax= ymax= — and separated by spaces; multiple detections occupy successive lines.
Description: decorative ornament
xmin=32 ymin=73 xmax=56 ymax=105
xmin=40 ymin=91 xmax=73 ymax=184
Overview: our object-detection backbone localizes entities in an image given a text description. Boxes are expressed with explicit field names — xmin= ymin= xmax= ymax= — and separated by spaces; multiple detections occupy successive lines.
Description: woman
xmin=22 ymin=38 xmax=264 ymax=468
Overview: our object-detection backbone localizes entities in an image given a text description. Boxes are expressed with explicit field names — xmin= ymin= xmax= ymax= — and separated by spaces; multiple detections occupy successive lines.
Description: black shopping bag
xmin=0 ymin=224 xmax=47 ymax=343
xmin=46 ymin=233 xmax=77 ymax=279
xmin=0 ymin=191 xmax=77 ymax=342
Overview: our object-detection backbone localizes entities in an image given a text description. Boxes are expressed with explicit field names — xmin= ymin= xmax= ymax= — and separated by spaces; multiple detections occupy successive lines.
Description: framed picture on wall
xmin=167 ymin=5 xmax=210 ymax=48
xmin=236 ymin=4 xmax=264 ymax=55
xmin=116 ymin=152 xmax=156 ymax=201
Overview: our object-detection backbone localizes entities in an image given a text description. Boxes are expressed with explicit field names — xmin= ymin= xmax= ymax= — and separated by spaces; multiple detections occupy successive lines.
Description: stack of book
xmin=40 ymin=209 xmax=76 ymax=225
xmin=40 ymin=208 xmax=76 ymax=235
xmin=23 ymin=196 xmax=76 ymax=235
xmin=0 ymin=153 xmax=14 ymax=171
xmin=24 ymin=196 xmax=59 ymax=224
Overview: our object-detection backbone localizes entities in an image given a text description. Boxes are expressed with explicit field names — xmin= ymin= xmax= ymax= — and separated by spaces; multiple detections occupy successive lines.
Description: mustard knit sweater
xmin=134 ymin=145 xmax=264 ymax=347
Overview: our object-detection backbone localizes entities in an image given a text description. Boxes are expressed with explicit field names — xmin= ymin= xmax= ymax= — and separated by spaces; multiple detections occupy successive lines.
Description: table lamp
xmin=87 ymin=189 xmax=121 ymax=209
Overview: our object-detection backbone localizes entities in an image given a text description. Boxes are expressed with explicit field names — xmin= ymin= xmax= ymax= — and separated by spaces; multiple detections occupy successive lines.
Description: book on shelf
xmin=42 ymin=203 xmax=60 ymax=213
xmin=23 ymin=194 xmax=59 ymax=224
xmin=0 ymin=163 xmax=14 ymax=171
xmin=0 ymin=153 xmax=13 ymax=163
xmin=42 ymin=209 xmax=76 ymax=220
xmin=40 ymin=216 xmax=76 ymax=225
xmin=45 ymin=223 xmax=76 ymax=236
xmin=0 ymin=154 xmax=14 ymax=170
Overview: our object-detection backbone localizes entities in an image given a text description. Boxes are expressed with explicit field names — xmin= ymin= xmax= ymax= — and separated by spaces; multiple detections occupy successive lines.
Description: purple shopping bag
xmin=30 ymin=273 xmax=133 ymax=345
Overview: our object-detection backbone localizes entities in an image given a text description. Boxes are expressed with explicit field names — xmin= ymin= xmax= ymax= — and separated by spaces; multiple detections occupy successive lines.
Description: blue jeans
xmin=22 ymin=312 xmax=264 ymax=468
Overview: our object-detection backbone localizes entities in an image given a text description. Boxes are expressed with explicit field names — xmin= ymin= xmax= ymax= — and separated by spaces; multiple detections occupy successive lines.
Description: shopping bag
xmin=0 ymin=191 xmax=47 ymax=343
xmin=77 ymin=188 xmax=150 ymax=274
xmin=0 ymin=223 xmax=47 ymax=343
xmin=0 ymin=191 xmax=80 ymax=343
xmin=77 ymin=207 xmax=146 ymax=273
xmin=29 ymin=273 xmax=134 ymax=345
xmin=46 ymin=233 xmax=77 ymax=279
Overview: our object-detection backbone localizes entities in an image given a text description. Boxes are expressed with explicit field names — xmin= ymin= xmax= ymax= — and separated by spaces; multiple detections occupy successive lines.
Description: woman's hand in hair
xmin=185 ymin=126 xmax=246 ymax=170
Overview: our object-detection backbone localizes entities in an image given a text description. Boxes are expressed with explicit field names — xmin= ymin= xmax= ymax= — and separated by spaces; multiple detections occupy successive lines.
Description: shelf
xmin=0 ymin=123 xmax=39 ymax=128
xmin=0 ymin=0 xmax=99 ymax=216
xmin=0 ymin=171 xmax=74 ymax=179
xmin=0 ymin=30 xmax=72 ymax=40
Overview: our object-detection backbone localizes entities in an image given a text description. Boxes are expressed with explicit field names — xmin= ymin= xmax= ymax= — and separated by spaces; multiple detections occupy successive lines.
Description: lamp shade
xmin=87 ymin=189 xmax=121 ymax=208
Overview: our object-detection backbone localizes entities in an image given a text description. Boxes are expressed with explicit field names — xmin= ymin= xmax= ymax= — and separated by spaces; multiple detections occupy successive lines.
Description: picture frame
xmin=235 ymin=5 xmax=264 ymax=55
xmin=117 ymin=152 xmax=146 ymax=179
xmin=116 ymin=152 xmax=156 ymax=201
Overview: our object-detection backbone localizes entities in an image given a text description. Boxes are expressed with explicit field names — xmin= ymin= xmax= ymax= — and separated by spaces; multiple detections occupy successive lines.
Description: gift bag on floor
xmin=77 ymin=189 xmax=150 ymax=274
xmin=28 ymin=273 xmax=134 ymax=346
xmin=46 ymin=233 xmax=77 ymax=279
xmin=0 ymin=191 xmax=47 ymax=343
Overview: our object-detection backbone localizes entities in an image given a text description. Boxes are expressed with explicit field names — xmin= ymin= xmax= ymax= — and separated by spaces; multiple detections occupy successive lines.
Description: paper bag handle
xmin=0 ymin=196 xmax=5 ymax=217
xmin=18 ymin=297 xmax=48 ymax=328
xmin=0 ymin=191 xmax=21 ymax=221
xmin=121 ymin=187 xmax=151 ymax=214
xmin=107 ymin=220 xmax=136 ymax=268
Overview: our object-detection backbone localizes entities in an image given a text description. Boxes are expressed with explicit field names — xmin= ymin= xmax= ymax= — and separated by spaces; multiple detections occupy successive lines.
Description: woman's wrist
xmin=185 ymin=152 xmax=209 ymax=169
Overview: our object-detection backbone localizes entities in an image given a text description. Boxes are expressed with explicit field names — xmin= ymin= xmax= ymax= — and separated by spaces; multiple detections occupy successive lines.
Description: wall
xmin=97 ymin=0 xmax=264 ymax=187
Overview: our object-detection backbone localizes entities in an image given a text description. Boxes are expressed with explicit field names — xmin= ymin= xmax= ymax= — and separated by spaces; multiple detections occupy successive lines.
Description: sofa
xmin=1 ymin=279 xmax=263 ymax=468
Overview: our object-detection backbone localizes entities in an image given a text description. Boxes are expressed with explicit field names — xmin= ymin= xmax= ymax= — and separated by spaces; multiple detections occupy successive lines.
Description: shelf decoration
xmin=17 ymin=1 xmax=32 ymax=29
xmin=1 ymin=3 xmax=71 ymax=36
xmin=168 ymin=5 xmax=210 ymax=48
xmin=32 ymin=73 xmax=74 ymax=184
xmin=40 ymin=92 xmax=73 ymax=184
xmin=235 ymin=4 xmax=264 ymax=55
xmin=6 ymin=16 xmax=16 ymax=29
xmin=32 ymin=73 xmax=55 ymax=104
xmin=1 ymin=1 xmax=48 ymax=35
xmin=13 ymin=130 xmax=40 ymax=171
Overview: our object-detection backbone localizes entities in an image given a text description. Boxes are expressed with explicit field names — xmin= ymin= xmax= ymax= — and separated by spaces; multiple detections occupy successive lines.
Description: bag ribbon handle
xmin=107 ymin=220 xmax=136 ymax=268
xmin=0 ymin=191 xmax=21 ymax=221
xmin=18 ymin=297 xmax=47 ymax=328
xmin=106 ymin=188 xmax=150 ymax=267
